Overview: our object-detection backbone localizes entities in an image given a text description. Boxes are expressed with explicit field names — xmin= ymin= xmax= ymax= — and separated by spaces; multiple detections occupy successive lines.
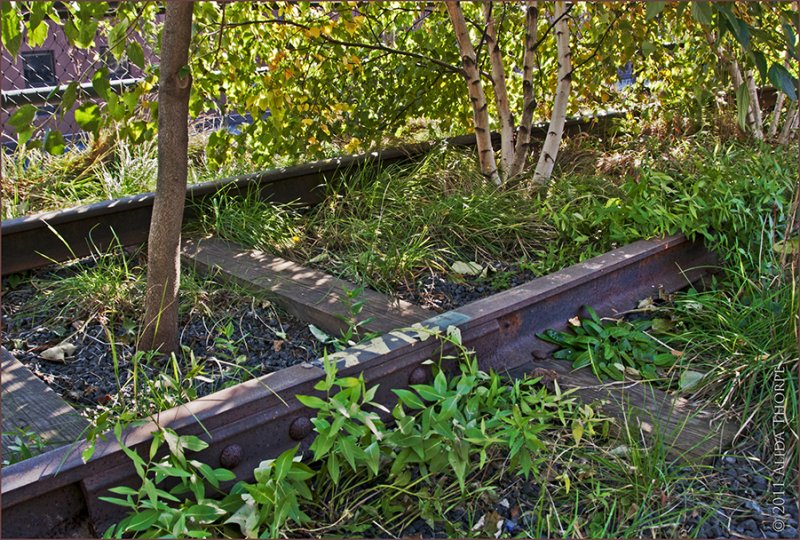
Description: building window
xmin=22 ymin=50 xmax=57 ymax=88
xmin=99 ymin=45 xmax=131 ymax=80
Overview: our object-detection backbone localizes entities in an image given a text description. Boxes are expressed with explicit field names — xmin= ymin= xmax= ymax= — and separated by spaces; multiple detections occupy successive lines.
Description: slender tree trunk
xmin=139 ymin=2 xmax=194 ymax=354
xmin=768 ymin=91 xmax=786 ymax=139
xmin=482 ymin=0 xmax=514 ymax=175
xmin=509 ymin=1 xmax=538 ymax=178
xmin=533 ymin=1 xmax=571 ymax=184
xmin=446 ymin=0 xmax=501 ymax=186
xmin=745 ymin=69 xmax=764 ymax=139
xmin=778 ymin=100 xmax=798 ymax=145
xmin=704 ymin=31 xmax=760 ymax=136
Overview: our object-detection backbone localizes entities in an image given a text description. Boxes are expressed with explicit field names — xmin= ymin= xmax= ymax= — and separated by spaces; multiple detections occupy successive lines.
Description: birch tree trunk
xmin=482 ymin=0 xmax=514 ymax=175
xmin=139 ymin=2 xmax=194 ymax=354
xmin=533 ymin=1 xmax=571 ymax=185
xmin=778 ymin=100 xmax=798 ymax=145
xmin=446 ymin=1 xmax=501 ymax=185
xmin=768 ymin=91 xmax=786 ymax=139
xmin=509 ymin=1 xmax=538 ymax=178
xmin=745 ymin=70 xmax=764 ymax=139
xmin=704 ymin=31 xmax=760 ymax=136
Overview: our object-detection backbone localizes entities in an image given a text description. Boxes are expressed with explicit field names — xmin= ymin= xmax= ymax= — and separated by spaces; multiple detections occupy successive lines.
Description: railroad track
xmin=0 ymin=112 xmax=622 ymax=276
xmin=1 ymin=233 xmax=734 ymax=538
xmin=2 ymin=112 xmax=738 ymax=537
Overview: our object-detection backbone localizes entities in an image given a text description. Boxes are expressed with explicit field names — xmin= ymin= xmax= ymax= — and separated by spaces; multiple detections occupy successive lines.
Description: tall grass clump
xmin=1 ymin=134 xmax=115 ymax=218
xmin=302 ymin=147 xmax=553 ymax=291
xmin=193 ymin=187 xmax=304 ymax=254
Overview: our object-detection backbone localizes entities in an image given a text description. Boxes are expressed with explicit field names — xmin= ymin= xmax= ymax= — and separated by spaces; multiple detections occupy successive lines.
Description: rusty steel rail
xmin=1 ymin=112 xmax=623 ymax=276
xmin=1 ymin=234 xmax=717 ymax=538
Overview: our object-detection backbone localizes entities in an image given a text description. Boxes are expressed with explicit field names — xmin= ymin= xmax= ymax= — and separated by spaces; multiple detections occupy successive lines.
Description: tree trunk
xmin=446 ymin=0 xmax=501 ymax=186
xmin=768 ymin=90 xmax=786 ymax=139
xmin=532 ymin=1 xmax=570 ymax=185
xmin=482 ymin=0 xmax=514 ymax=175
xmin=704 ymin=31 xmax=760 ymax=136
xmin=509 ymin=1 xmax=538 ymax=178
xmin=744 ymin=69 xmax=764 ymax=140
xmin=139 ymin=2 xmax=194 ymax=354
xmin=778 ymin=100 xmax=798 ymax=146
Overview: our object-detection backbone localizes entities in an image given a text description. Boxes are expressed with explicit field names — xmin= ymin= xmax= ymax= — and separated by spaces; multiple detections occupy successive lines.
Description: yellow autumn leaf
xmin=572 ymin=421 xmax=584 ymax=445
xmin=301 ymin=118 xmax=313 ymax=126
xmin=320 ymin=124 xmax=330 ymax=135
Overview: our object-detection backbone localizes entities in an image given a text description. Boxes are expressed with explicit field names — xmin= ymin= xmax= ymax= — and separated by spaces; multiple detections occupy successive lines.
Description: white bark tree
xmin=446 ymin=0 xmax=573 ymax=186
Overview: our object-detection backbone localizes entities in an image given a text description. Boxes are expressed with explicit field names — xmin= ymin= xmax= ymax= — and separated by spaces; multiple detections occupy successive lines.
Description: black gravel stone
xmin=2 ymin=275 xmax=321 ymax=415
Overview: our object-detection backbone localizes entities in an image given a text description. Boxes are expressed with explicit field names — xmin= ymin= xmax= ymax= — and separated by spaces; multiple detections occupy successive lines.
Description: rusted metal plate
xmin=1 ymin=232 xmax=710 ymax=538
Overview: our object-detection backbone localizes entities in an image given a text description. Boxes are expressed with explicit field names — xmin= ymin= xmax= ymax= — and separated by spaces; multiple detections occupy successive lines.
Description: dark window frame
xmin=22 ymin=50 xmax=57 ymax=88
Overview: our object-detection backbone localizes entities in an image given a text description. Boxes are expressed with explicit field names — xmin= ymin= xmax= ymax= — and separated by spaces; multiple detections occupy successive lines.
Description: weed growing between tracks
xmin=100 ymin=329 xmax=602 ymax=538
xmin=100 ymin=329 xmax=741 ymax=539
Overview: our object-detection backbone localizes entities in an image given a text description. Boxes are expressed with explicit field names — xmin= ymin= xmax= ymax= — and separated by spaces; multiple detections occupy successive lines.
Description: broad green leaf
xmin=690 ymin=2 xmax=713 ymax=26
xmin=773 ymin=238 xmax=799 ymax=255
xmin=92 ymin=68 xmax=112 ymax=99
xmin=296 ymin=394 xmax=328 ymax=409
xmin=364 ymin=440 xmax=380 ymax=476
xmin=751 ymin=51 xmax=768 ymax=83
xmin=180 ymin=435 xmax=208 ymax=452
xmin=61 ymin=82 xmax=79 ymax=112
xmin=717 ymin=4 xmax=750 ymax=49
xmin=8 ymin=104 xmax=37 ymax=132
xmin=75 ymin=103 xmax=101 ymax=133
xmin=122 ymin=509 xmax=159 ymax=532
xmin=43 ymin=130 xmax=65 ymax=155
xmin=736 ymin=83 xmax=750 ymax=130
xmin=572 ymin=421 xmax=584 ymax=445
xmin=645 ymin=1 xmax=665 ymax=21
xmin=108 ymin=486 xmax=138 ymax=496
xmin=393 ymin=388 xmax=425 ymax=410
xmin=1 ymin=3 xmax=22 ymax=57
xmin=783 ymin=22 xmax=797 ymax=60
xmin=127 ymin=41 xmax=145 ymax=69
xmin=273 ymin=447 xmax=296 ymax=482
xmin=108 ymin=21 xmax=128 ymax=59
xmin=28 ymin=21 xmax=49 ymax=47
xmin=185 ymin=503 xmax=226 ymax=524
xmin=768 ymin=63 xmax=798 ymax=101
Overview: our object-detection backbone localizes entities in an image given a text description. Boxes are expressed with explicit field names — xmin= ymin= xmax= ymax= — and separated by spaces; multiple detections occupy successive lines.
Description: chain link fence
xmin=0 ymin=14 xmax=153 ymax=151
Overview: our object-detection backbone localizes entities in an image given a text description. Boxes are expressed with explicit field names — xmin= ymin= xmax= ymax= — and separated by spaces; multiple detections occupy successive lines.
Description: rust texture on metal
xmin=1 ymin=233 xmax=713 ymax=538
xmin=1 ymin=113 xmax=622 ymax=276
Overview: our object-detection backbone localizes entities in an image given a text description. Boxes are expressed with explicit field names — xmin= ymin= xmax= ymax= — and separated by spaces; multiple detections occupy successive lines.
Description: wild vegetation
xmin=1 ymin=1 xmax=798 ymax=538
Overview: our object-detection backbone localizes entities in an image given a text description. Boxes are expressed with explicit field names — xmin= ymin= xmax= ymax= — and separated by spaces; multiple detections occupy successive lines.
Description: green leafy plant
xmin=308 ymin=284 xmax=379 ymax=352
xmin=102 ymin=424 xmax=235 ymax=538
xmin=537 ymin=307 xmax=675 ymax=381
xmin=1 ymin=428 xmax=49 ymax=465
xmin=102 ymin=327 xmax=605 ymax=537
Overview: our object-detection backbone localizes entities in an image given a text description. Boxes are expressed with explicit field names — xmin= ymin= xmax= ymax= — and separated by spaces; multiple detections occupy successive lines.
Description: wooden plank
xmin=181 ymin=237 xmax=431 ymax=336
xmin=510 ymin=357 xmax=735 ymax=461
xmin=1 ymin=347 xmax=89 ymax=453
